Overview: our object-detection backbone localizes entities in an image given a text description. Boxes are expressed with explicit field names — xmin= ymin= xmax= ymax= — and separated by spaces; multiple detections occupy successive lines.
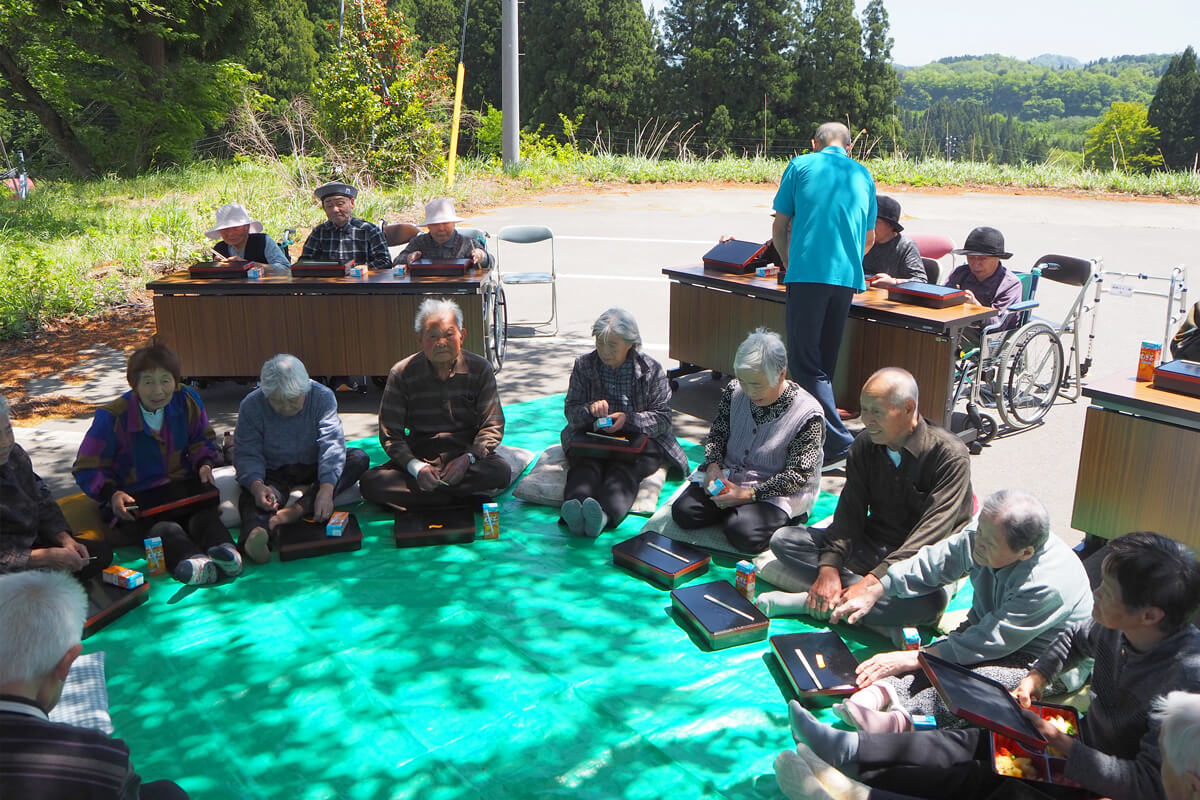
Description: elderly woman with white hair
xmin=560 ymin=308 xmax=688 ymax=537
xmin=671 ymin=328 xmax=824 ymax=553
xmin=234 ymin=354 xmax=369 ymax=563
xmin=0 ymin=393 xmax=113 ymax=580
xmin=1158 ymin=691 xmax=1200 ymax=800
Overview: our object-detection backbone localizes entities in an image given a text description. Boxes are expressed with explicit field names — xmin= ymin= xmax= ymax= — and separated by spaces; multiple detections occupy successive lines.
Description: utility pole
xmin=501 ymin=0 xmax=520 ymax=168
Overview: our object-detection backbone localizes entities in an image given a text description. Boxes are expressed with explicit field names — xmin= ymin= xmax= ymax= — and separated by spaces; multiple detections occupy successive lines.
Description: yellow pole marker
xmin=447 ymin=61 xmax=465 ymax=185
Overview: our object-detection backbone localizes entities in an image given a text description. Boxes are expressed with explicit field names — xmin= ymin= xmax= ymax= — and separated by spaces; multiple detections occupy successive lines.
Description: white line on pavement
xmin=554 ymin=235 xmax=715 ymax=244
xmin=557 ymin=273 xmax=667 ymax=282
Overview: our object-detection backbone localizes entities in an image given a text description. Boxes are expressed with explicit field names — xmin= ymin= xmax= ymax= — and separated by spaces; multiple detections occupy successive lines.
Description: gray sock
xmin=560 ymin=499 xmax=584 ymax=535
xmin=789 ymin=700 xmax=858 ymax=767
xmin=581 ymin=497 xmax=608 ymax=538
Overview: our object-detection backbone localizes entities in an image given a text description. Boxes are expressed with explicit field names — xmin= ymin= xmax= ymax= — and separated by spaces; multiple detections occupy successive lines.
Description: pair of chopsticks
xmin=703 ymin=593 xmax=755 ymax=622
xmin=646 ymin=540 xmax=689 ymax=563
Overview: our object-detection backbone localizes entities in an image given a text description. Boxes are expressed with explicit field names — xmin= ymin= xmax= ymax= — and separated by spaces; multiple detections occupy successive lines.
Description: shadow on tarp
xmin=91 ymin=394 xmax=944 ymax=800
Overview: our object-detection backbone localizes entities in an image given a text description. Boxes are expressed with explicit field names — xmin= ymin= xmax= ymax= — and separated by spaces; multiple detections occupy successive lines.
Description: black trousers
xmin=857 ymin=729 xmax=1085 ymax=800
xmin=360 ymin=452 xmax=511 ymax=510
xmin=563 ymin=442 xmax=663 ymax=530
xmin=115 ymin=506 xmax=233 ymax=572
xmin=236 ymin=448 xmax=371 ymax=542
xmin=669 ymin=481 xmax=792 ymax=553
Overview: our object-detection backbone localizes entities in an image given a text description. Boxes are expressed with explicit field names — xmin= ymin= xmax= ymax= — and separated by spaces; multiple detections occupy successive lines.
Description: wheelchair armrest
xmin=1006 ymin=299 xmax=1040 ymax=313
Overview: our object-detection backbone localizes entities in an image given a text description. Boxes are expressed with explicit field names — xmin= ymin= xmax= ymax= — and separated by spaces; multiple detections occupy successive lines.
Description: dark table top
xmin=662 ymin=265 xmax=995 ymax=330
xmin=148 ymin=267 xmax=490 ymax=296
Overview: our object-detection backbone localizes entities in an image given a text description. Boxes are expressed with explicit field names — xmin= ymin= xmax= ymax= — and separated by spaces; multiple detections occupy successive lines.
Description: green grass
xmin=1 ymin=154 xmax=1197 ymax=340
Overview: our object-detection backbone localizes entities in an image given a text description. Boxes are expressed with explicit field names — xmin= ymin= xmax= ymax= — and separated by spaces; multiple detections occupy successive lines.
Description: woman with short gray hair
xmin=559 ymin=309 xmax=688 ymax=537
xmin=234 ymin=354 xmax=370 ymax=564
xmin=671 ymin=328 xmax=824 ymax=553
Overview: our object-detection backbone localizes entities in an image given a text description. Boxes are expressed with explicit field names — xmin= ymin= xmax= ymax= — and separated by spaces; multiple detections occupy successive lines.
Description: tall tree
xmin=859 ymin=0 xmax=900 ymax=151
xmin=1084 ymin=101 xmax=1163 ymax=173
xmin=0 ymin=0 xmax=258 ymax=175
xmin=244 ymin=0 xmax=320 ymax=103
xmin=1147 ymin=46 xmax=1199 ymax=170
xmin=790 ymin=0 xmax=865 ymax=140
xmin=735 ymin=0 xmax=796 ymax=152
xmin=521 ymin=0 xmax=657 ymax=135
xmin=659 ymin=0 xmax=741 ymax=140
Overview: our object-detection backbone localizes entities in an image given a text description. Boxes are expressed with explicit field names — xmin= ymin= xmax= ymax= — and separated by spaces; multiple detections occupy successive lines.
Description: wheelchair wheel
xmin=995 ymin=322 xmax=1064 ymax=428
xmin=484 ymin=283 xmax=508 ymax=372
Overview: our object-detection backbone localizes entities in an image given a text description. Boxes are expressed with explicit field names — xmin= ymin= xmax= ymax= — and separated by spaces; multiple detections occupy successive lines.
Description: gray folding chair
xmin=497 ymin=224 xmax=558 ymax=336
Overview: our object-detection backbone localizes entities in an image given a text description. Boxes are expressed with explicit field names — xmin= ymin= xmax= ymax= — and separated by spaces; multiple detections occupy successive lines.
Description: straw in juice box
xmin=481 ymin=502 xmax=500 ymax=539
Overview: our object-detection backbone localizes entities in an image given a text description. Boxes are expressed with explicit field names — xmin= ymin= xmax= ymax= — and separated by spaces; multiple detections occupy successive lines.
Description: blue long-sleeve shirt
xmin=234 ymin=381 xmax=347 ymax=489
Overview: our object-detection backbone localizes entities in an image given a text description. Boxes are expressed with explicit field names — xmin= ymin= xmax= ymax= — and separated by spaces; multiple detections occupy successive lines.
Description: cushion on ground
xmin=512 ymin=444 xmax=667 ymax=515
xmin=57 ymin=493 xmax=111 ymax=542
xmin=47 ymin=651 xmax=112 ymax=734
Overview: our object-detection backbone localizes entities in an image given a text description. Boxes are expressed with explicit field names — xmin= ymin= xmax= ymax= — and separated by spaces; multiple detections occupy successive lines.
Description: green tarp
xmin=91 ymin=394 xmax=966 ymax=799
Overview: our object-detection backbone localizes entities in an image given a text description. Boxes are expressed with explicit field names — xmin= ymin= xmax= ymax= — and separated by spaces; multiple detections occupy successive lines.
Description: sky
xmin=641 ymin=0 xmax=1199 ymax=67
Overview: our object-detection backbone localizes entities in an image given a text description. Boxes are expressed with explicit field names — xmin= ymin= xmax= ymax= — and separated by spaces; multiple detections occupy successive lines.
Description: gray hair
xmin=866 ymin=367 xmax=919 ymax=409
xmin=0 ymin=392 xmax=8 ymax=421
xmin=592 ymin=308 xmax=642 ymax=349
xmin=733 ymin=327 xmax=788 ymax=385
xmin=814 ymin=122 xmax=852 ymax=148
xmin=415 ymin=298 xmax=464 ymax=333
xmin=1155 ymin=691 xmax=1200 ymax=778
xmin=259 ymin=354 xmax=310 ymax=399
xmin=981 ymin=489 xmax=1051 ymax=551
xmin=0 ymin=570 xmax=87 ymax=685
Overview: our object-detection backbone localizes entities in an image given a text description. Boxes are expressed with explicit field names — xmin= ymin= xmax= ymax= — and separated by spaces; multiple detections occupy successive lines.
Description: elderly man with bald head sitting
xmin=359 ymin=298 xmax=510 ymax=509
xmin=759 ymin=368 xmax=974 ymax=635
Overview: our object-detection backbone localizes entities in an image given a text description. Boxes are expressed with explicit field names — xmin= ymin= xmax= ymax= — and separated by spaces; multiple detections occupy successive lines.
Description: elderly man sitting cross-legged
xmin=758 ymin=368 xmax=973 ymax=638
xmin=234 ymin=354 xmax=370 ymax=564
xmin=0 ymin=570 xmax=188 ymax=799
xmin=359 ymin=298 xmax=511 ymax=509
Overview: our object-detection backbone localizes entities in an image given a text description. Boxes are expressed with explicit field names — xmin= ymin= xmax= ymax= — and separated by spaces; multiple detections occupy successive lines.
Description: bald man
xmin=760 ymin=368 xmax=974 ymax=632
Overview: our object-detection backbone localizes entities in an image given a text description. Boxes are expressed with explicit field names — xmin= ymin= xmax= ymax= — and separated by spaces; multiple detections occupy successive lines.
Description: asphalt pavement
xmin=16 ymin=184 xmax=1199 ymax=546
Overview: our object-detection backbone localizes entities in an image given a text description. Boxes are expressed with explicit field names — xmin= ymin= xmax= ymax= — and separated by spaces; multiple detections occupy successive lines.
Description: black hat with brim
xmin=314 ymin=181 xmax=358 ymax=201
xmin=876 ymin=195 xmax=903 ymax=232
xmin=952 ymin=226 xmax=1012 ymax=259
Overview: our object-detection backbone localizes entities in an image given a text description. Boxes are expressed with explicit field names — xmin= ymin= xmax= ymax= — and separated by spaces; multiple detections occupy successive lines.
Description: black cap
xmin=314 ymin=181 xmax=358 ymax=201
xmin=952 ymin=226 xmax=1012 ymax=259
xmin=876 ymin=195 xmax=903 ymax=232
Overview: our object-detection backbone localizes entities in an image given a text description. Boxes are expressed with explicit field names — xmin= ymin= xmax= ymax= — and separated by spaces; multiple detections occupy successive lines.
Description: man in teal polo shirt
xmin=772 ymin=122 xmax=877 ymax=463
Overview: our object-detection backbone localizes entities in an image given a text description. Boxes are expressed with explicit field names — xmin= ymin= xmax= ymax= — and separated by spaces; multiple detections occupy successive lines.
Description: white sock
xmin=794 ymin=743 xmax=871 ymax=800
xmin=756 ymin=590 xmax=810 ymax=618
xmin=774 ymin=750 xmax=837 ymax=800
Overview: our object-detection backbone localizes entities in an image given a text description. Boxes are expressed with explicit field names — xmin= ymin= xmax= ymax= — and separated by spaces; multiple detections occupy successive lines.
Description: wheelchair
xmin=952 ymin=254 xmax=1102 ymax=453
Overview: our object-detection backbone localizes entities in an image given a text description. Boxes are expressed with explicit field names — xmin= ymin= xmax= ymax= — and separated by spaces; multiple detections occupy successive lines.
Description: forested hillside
xmin=0 ymin=0 xmax=1195 ymax=178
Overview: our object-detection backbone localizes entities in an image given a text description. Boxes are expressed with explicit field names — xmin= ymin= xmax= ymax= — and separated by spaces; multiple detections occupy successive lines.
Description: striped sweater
xmin=0 ymin=696 xmax=143 ymax=799
xmin=72 ymin=386 xmax=218 ymax=522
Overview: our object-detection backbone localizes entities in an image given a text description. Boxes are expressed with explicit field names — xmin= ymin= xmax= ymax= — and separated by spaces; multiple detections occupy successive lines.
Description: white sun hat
xmin=420 ymin=198 xmax=465 ymax=227
xmin=205 ymin=203 xmax=265 ymax=240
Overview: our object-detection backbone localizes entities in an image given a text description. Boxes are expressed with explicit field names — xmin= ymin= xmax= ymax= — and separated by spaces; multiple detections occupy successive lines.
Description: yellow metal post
xmin=447 ymin=61 xmax=466 ymax=184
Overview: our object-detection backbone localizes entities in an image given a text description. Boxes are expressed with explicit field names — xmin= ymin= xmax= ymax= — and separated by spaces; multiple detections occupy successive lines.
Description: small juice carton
xmin=707 ymin=477 xmax=727 ymax=497
xmin=899 ymin=627 xmax=921 ymax=650
xmin=247 ymin=266 xmax=263 ymax=279
xmin=143 ymin=536 xmax=166 ymax=576
xmin=596 ymin=416 xmax=614 ymax=429
xmin=735 ymin=560 xmax=756 ymax=601
xmin=325 ymin=511 xmax=350 ymax=538
xmin=1137 ymin=340 xmax=1161 ymax=381
xmin=392 ymin=264 xmax=407 ymax=278
xmin=481 ymin=502 xmax=500 ymax=539
xmin=912 ymin=714 xmax=938 ymax=730
xmin=348 ymin=265 xmax=369 ymax=278
xmin=102 ymin=565 xmax=145 ymax=589
xmin=755 ymin=265 xmax=779 ymax=278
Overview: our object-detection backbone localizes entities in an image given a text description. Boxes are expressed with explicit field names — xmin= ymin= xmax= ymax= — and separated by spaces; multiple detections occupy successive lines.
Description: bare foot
xmin=269 ymin=504 xmax=305 ymax=529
